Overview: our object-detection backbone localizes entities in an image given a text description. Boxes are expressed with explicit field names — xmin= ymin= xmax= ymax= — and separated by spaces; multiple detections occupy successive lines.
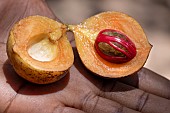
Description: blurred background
xmin=46 ymin=0 xmax=170 ymax=80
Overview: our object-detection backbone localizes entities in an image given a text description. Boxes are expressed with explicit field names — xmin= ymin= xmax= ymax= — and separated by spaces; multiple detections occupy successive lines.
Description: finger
xmin=59 ymin=90 xmax=140 ymax=113
xmin=119 ymin=68 xmax=170 ymax=99
xmin=141 ymin=93 xmax=170 ymax=113
xmin=100 ymin=80 xmax=170 ymax=113
xmin=53 ymin=107 xmax=85 ymax=113
xmin=81 ymin=94 xmax=140 ymax=113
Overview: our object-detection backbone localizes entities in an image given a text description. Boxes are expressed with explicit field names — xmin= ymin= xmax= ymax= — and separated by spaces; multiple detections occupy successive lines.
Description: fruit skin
xmin=7 ymin=16 xmax=74 ymax=84
xmin=94 ymin=29 xmax=137 ymax=63
xmin=69 ymin=11 xmax=152 ymax=78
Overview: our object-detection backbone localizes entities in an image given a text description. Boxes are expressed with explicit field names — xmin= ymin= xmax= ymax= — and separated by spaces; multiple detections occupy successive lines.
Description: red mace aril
xmin=95 ymin=29 xmax=137 ymax=63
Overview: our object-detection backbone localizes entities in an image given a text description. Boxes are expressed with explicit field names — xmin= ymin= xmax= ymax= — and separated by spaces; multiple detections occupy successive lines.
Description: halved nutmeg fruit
xmin=7 ymin=16 xmax=74 ymax=84
xmin=68 ymin=11 xmax=152 ymax=78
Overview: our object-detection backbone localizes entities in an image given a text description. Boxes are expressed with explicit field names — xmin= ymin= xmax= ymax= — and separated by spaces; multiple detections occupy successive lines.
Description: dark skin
xmin=0 ymin=0 xmax=170 ymax=113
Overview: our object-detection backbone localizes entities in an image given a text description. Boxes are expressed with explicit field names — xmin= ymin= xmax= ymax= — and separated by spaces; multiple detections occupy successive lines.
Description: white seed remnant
xmin=28 ymin=38 xmax=58 ymax=62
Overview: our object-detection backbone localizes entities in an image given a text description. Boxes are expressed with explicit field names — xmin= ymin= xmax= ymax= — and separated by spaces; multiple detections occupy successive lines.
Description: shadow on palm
xmin=3 ymin=60 xmax=69 ymax=95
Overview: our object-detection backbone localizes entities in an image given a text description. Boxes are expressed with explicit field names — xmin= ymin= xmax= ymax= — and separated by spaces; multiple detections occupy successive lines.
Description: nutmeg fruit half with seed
xmin=68 ymin=11 xmax=152 ymax=78
xmin=7 ymin=16 xmax=74 ymax=84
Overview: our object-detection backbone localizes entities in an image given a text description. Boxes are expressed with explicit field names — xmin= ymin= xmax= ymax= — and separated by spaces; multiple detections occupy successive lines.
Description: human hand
xmin=0 ymin=0 xmax=170 ymax=113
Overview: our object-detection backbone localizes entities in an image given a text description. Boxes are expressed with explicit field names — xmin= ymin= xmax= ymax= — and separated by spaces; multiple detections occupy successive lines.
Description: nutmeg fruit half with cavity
xmin=7 ymin=16 xmax=74 ymax=84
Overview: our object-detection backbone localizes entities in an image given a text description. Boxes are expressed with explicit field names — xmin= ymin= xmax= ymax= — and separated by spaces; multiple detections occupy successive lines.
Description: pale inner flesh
xmin=28 ymin=38 xmax=58 ymax=62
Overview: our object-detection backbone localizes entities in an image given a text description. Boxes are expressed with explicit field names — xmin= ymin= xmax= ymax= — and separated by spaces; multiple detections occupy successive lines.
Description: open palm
xmin=0 ymin=0 xmax=169 ymax=113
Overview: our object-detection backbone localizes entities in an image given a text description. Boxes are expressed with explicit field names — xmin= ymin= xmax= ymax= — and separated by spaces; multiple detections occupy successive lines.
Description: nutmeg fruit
xmin=7 ymin=16 xmax=74 ymax=84
xmin=68 ymin=11 xmax=152 ymax=78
